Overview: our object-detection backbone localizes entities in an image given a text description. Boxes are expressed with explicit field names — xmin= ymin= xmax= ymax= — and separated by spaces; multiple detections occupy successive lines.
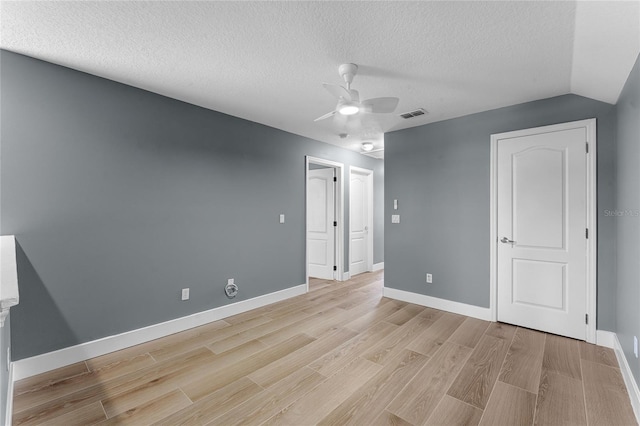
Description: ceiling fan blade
xmin=314 ymin=110 xmax=338 ymax=122
xmin=322 ymin=83 xmax=353 ymax=101
xmin=361 ymin=97 xmax=400 ymax=113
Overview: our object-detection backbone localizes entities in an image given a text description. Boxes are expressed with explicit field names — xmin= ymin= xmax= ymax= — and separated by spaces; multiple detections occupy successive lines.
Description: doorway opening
xmin=306 ymin=156 xmax=345 ymax=289
xmin=349 ymin=166 xmax=374 ymax=278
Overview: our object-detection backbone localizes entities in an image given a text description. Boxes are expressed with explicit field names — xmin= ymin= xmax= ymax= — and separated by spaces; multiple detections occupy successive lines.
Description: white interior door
xmin=497 ymin=125 xmax=589 ymax=340
xmin=308 ymin=168 xmax=335 ymax=280
xmin=350 ymin=168 xmax=372 ymax=277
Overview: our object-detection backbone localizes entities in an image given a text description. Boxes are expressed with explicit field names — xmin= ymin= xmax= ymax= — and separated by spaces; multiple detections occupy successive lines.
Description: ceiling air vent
xmin=399 ymin=108 xmax=428 ymax=119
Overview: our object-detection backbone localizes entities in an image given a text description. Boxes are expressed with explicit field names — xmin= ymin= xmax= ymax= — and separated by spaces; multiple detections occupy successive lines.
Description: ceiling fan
xmin=314 ymin=63 xmax=400 ymax=122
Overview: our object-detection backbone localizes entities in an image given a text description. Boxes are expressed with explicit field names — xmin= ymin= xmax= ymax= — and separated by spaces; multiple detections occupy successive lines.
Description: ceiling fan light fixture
xmin=338 ymin=102 xmax=360 ymax=116
xmin=361 ymin=142 xmax=374 ymax=152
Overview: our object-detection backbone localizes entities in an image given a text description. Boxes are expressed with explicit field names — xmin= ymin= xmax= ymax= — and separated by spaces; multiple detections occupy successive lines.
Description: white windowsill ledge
xmin=1 ymin=235 xmax=19 ymax=327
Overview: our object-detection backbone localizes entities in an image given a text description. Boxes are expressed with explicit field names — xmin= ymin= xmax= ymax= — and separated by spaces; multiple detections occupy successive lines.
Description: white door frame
xmin=306 ymin=156 xmax=345 ymax=289
xmin=349 ymin=166 xmax=374 ymax=277
xmin=489 ymin=118 xmax=597 ymax=343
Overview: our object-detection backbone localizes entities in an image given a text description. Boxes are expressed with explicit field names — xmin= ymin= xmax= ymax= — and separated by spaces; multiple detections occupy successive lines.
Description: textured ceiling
xmin=1 ymin=1 xmax=638 ymax=156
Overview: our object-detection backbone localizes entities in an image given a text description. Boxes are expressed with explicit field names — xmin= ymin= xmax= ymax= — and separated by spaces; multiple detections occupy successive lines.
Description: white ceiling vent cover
xmin=399 ymin=108 xmax=428 ymax=119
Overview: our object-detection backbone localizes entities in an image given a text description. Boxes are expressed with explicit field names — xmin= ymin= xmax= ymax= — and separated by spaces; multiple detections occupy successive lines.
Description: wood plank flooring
xmin=12 ymin=271 xmax=637 ymax=425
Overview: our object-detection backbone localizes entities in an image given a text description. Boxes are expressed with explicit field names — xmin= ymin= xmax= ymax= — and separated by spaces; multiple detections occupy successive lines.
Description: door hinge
xmin=333 ymin=265 xmax=337 ymax=271
xmin=585 ymin=313 xmax=589 ymax=324
xmin=586 ymin=142 xmax=589 ymax=153
xmin=586 ymin=228 xmax=589 ymax=239
xmin=333 ymin=177 xmax=337 ymax=182
xmin=333 ymin=221 xmax=337 ymax=227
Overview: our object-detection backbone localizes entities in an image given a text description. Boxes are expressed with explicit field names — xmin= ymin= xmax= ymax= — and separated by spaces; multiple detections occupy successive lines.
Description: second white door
xmin=350 ymin=168 xmax=372 ymax=276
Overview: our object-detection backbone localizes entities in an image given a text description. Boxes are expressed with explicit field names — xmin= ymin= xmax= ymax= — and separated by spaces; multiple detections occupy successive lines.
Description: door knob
xmin=500 ymin=237 xmax=515 ymax=244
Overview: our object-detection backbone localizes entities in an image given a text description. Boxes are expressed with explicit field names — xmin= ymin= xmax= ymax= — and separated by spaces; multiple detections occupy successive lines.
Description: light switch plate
xmin=181 ymin=288 xmax=190 ymax=301
xmin=279 ymin=214 xmax=285 ymax=224
xmin=391 ymin=214 xmax=400 ymax=224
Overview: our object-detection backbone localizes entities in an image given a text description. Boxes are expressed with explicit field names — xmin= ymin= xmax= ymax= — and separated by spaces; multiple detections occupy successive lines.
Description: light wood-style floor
xmin=13 ymin=271 xmax=638 ymax=425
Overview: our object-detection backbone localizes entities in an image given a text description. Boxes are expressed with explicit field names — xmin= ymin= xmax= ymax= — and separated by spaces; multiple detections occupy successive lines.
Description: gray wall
xmin=615 ymin=54 xmax=640 ymax=383
xmin=0 ymin=50 xmax=383 ymax=360
xmin=0 ymin=315 xmax=9 ymax=426
xmin=385 ymin=94 xmax=617 ymax=330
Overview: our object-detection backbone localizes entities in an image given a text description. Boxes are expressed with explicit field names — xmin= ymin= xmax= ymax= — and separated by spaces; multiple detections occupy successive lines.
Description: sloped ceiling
xmin=1 ymin=1 xmax=638 ymax=155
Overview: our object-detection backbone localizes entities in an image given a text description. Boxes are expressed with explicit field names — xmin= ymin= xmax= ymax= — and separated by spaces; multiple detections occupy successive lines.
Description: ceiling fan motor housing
xmin=339 ymin=63 xmax=358 ymax=86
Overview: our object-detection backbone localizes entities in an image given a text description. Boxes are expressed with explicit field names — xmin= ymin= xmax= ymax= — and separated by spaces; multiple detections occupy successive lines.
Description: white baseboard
xmin=5 ymin=362 xmax=14 ymax=426
xmin=609 ymin=331 xmax=640 ymax=424
xmin=12 ymin=284 xmax=307 ymax=381
xmin=373 ymin=262 xmax=384 ymax=272
xmin=383 ymin=287 xmax=491 ymax=321
xmin=596 ymin=329 xmax=616 ymax=348
xmin=342 ymin=272 xmax=350 ymax=281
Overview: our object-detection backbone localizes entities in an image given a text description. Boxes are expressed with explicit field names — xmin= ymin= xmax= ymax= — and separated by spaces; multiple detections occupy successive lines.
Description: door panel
xmin=497 ymin=126 xmax=587 ymax=340
xmin=351 ymin=238 xmax=365 ymax=263
xmin=308 ymin=177 xmax=328 ymax=233
xmin=308 ymin=168 xmax=335 ymax=279
xmin=512 ymin=259 xmax=566 ymax=310
xmin=308 ymin=240 xmax=327 ymax=265
xmin=513 ymin=148 xmax=566 ymax=249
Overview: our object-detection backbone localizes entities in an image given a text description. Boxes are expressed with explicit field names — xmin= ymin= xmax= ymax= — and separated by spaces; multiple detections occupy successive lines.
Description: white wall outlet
xmin=391 ymin=214 xmax=400 ymax=224
xmin=279 ymin=214 xmax=285 ymax=224
xmin=634 ymin=336 xmax=638 ymax=358
xmin=181 ymin=288 xmax=190 ymax=301
xmin=426 ymin=273 xmax=433 ymax=283
xmin=228 ymin=278 xmax=235 ymax=285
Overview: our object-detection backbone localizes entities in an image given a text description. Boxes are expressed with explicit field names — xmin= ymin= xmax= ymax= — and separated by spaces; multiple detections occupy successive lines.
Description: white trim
xmin=306 ymin=156 xmax=345 ymax=284
xmin=596 ymin=329 xmax=616 ymax=349
xmin=1 ymin=235 xmax=19 ymax=327
xmin=342 ymin=271 xmax=351 ymax=281
xmin=12 ymin=284 xmax=306 ymax=380
xmin=489 ymin=138 xmax=498 ymax=322
xmin=373 ymin=262 xmax=384 ymax=272
xmin=612 ymin=332 xmax=640 ymax=423
xmin=489 ymin=118 xmax=597 ymax=343
xmin=348 ymin=166 xmax=374 ymax=274
xmin=383 ymin=287 xmax=491 ymax=321
xmin=585 ymin=119 xmax=598 ymax=344
xmin=5 ymin=362 xmax=13 ymax=426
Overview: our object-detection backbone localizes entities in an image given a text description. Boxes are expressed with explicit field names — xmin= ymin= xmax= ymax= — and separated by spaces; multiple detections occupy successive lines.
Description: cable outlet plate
xmin=426 ymin=273 xmax=433 ymax=284
xmin=225 ymin=281 xmax=239 ymax=298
